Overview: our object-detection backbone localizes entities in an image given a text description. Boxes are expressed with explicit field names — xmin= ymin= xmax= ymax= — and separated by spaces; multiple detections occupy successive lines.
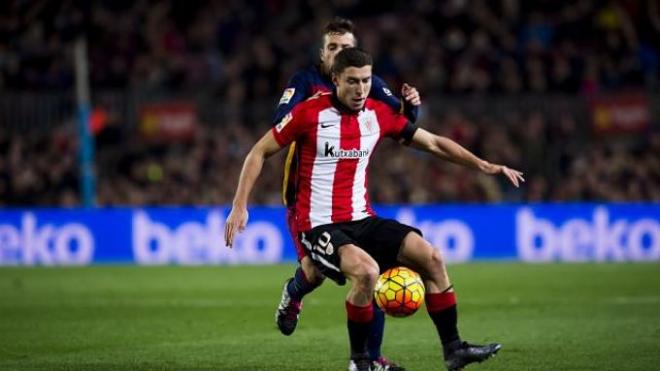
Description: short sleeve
xmin=376 ymin=102 xmax=417 ymax=143
xmin=271 ymin=105 xmax=307 ymax=147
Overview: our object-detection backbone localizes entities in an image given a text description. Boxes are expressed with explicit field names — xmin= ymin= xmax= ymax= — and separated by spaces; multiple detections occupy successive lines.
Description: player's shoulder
xmin=292 ymin=92 xmax=332 ymax=114
xmin=365 ymin=97 xmax=396 ymax=112
xmin=276 ymin=93 xmax=330 ymax=132
xmin=370 ymin=74 xmax=396 ymax=98
xmin=300 ymin=91 xmax=332 ymax=106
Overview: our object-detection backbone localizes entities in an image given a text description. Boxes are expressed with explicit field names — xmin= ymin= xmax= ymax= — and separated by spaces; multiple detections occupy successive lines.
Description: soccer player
xmin=225 ymin=48 xmax=523 ymax=371
xmin=272 ymin=17 xmax=419 ymax=371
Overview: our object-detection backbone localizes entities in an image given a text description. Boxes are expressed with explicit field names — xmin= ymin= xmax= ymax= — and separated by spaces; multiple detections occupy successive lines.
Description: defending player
xmin=272 ymin=17 xmax=419 ymax=370
xmin=225 ymin=48 xmax=524 ymax=370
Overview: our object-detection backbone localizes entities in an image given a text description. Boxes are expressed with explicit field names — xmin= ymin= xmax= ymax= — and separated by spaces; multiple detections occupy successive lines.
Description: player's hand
xmin=224 ymin=207 xmax=249 ymax=247
xmin=402 ymin=83 xmax=421 ymax=106
xmin=482 ymin=162 xmax=525 ymax=188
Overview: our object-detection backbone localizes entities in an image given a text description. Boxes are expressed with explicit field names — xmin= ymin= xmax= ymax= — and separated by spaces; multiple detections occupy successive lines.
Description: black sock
xmin=286 ymin=267 xmax=318 ymax=301
xmin=426 ymin=292 xmax=461 ymax=355
xmin=346 ymin=301 xmax=373 ymax=358
xmin=367 ymin=302 xmax=385 ymax=360
xmin=428 ymin=305 xmax=460 ymax=349
xmin=347 ymin=320 xmax=371 ymax=357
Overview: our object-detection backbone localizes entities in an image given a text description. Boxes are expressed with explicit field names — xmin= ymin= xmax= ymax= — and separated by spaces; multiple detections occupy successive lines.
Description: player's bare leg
xmin=340 ymin=244 xmax=380 ymax=371
xmin=301 ymin=255 xmax=325 ymax=283
xmin=398 ymin=232 xmax=501 ymax=370
xmin=276 ymin=256 xmax=325 ymax=335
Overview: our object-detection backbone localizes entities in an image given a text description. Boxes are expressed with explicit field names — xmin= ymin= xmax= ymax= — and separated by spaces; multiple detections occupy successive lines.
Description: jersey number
xmin=314 ymin=232 xmax=334 ymax=255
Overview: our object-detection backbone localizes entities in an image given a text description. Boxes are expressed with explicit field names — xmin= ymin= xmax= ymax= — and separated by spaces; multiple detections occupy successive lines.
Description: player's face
xmin=320 ymin=32 xmax=356 ymax=75
xmin=333 ymin=65 xmax=372 ymax=111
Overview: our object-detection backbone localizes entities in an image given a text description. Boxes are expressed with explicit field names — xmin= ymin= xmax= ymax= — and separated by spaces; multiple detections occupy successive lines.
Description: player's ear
xmin=332 ymin=73 xmax=339 ymax=86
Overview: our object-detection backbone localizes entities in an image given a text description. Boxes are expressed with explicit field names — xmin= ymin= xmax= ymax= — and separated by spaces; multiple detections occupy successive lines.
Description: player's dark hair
xmin=331 ymin=48 xmax=372 ymax=75
xmin=323 ymin=17 xmax=355 ymax=36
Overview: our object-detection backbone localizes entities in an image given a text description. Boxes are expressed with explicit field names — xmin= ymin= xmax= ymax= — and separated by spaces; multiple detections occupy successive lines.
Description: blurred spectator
xmin=3 ymin=102 xmax=658 ymax=206
xmin=2 ymin=0 xmax=660 ymax=94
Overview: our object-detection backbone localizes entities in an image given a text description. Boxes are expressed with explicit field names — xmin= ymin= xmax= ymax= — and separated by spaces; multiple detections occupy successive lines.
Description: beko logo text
xmin=0 ymin=213 xmax=94 ymax=265
xmin=517 ymin=207 xmax=659 ymax=261
xmin=132 ymin=211 xmax=283 ymax=264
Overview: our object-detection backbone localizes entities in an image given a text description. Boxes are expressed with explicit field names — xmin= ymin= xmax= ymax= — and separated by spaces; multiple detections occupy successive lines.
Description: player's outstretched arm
xmin=409 ymin=128 xmax=525 ymax=187
xmin=225 ymin=131 xmax=283 ymax=247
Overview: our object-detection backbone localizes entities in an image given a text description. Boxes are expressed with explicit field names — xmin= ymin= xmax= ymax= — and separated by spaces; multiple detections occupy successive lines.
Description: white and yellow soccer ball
xmin=374 ymin=266 xmax=425 ymax=317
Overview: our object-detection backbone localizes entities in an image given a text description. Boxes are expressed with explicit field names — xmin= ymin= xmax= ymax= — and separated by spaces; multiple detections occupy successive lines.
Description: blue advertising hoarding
xmin=0 ymin=204 xmax=658 ymax=265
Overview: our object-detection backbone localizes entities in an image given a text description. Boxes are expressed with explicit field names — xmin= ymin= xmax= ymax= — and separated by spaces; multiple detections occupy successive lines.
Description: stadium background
xmin=0 ymin=1 xmax=659 ymax=370
xmin=1 ymin=0 xmax=659 ymax=206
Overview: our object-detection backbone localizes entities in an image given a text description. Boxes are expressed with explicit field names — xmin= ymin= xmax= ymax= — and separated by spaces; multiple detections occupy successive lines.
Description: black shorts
xmin=299 ymin=216 xmax=422 ymax=285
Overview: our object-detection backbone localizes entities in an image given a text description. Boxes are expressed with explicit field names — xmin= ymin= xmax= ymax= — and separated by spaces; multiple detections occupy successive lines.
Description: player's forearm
xmin=231 ymin=149 xmax=266 ymax=208
xmin=432 ymin=136 xmax=489 ymax=171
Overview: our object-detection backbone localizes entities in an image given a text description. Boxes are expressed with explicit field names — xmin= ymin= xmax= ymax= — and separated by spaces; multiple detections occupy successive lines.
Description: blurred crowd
xmin=1 ymin=106 xmax=658 ymax=207
xmin=2 ymin=0 xmax=660 ymax=94
xmin=1 ymin=0 xmax=659 ymax=206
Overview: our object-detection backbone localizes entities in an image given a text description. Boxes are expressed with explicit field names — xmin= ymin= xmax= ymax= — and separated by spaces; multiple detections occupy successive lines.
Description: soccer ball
xmin=374 ymin=266 xmax=425 ymax=317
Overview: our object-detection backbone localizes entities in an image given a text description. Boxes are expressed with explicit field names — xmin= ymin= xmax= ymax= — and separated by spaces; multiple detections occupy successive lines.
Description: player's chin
xmin=351 ymin=99 xmax=365 ymax=110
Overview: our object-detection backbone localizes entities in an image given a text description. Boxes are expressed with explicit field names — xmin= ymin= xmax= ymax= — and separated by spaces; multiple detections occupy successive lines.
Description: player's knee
xmin=419 ymin=248 xmax=446 ymax=279
xmin=353 ymin=260 xmax=379 ymax=290
xmin=429 ymin=248 xmax=445 ymax=268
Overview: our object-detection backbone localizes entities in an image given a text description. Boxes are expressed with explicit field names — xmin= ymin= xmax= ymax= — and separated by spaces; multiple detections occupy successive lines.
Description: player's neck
xmin=318 ymin=63 xmax=330 ymax=78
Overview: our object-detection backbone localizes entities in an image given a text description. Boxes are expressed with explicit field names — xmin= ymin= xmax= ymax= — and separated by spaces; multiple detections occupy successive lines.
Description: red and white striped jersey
xmin=272 ymin=93 xmax=415 ymax=231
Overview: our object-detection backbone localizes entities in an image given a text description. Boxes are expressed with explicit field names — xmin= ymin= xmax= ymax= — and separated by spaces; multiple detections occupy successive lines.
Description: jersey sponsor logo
xmin=323 ymin=142 xmax=369 ymax=158
xmin=382 ymin=87 xmax=393 ymax=96
xmin=320 ymin=123 xmax=336 ymax=128
xmin=278 ymin=88 xmax=295 ymax=105
xmin=275 ymin=112 xmax=293 ymax=132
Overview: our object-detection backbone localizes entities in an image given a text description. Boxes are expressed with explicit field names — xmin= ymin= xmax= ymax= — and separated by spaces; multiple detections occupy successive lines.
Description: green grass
xmin=0 ymin=263 xmax=659 ymax=370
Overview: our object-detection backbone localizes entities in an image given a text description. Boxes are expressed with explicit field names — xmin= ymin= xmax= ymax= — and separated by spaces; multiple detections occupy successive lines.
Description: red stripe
xmin=296 ymin=117 xmax=318 ymax=232
xmin=425 ymin=292 xmax=457 ymax=313
xmin=363 ymin=135 xmax=382 ymax=217
xmin=287 ymin=207 xmax=307 ymax=259
xmin=345 ymin=301 xmax=373 ymax=323
xmin=332 ymin=115 xmax=360 ymax=222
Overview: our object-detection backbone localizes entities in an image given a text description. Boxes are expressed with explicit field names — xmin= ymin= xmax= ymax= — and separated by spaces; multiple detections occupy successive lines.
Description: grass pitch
xmin=0 ymin=263 xmax=659 ymax=370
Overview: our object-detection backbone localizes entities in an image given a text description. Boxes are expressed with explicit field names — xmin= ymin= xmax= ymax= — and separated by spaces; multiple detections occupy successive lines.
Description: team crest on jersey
xmin=279 ymin=88 xmax=295 ymax=105
xmin=276 ymin=112 xmax=293 ymax=132
xmin=365 ymin=119 xmax=374 ymax=133
xmin=382 ymin=87 xmax=393 ymax=96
